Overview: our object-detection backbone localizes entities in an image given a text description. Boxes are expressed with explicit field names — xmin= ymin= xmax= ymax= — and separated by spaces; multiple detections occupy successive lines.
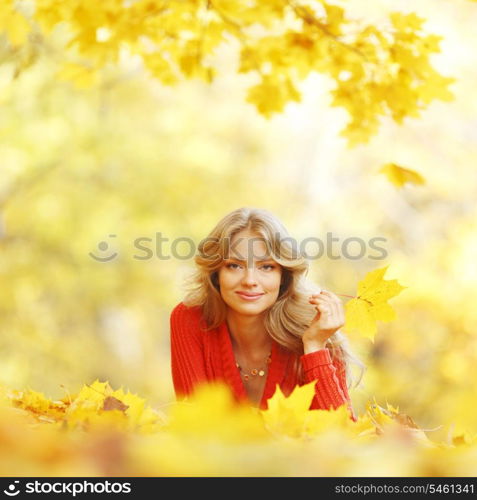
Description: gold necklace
xmin=235 ymin=351 xmax=272 ymax=381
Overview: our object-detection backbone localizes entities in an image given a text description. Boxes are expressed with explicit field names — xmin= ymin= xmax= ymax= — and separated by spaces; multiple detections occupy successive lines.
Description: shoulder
xmin=170 ymin=301 xmax=203 ymax=322
xmin=170 ymin=302 xmax=206 ymax=337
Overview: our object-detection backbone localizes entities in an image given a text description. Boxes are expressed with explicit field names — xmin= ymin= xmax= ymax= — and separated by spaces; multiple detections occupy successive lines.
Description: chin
xmin=232 ymin=307 xmax=268 ymax=317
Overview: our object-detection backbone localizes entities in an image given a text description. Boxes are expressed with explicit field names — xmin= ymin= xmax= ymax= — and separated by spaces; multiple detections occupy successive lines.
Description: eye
xmin=225 ymin=263 xmax=241 ymax=269
xmin=261 ymin=264 xmax=276 ymax=271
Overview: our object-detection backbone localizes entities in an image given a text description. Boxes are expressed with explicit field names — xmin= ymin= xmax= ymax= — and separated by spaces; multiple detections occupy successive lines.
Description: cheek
xmin=266 ymin=273 xmax=282 ymax=290
xmin=218 ymin=270 xmax=237 ymax=288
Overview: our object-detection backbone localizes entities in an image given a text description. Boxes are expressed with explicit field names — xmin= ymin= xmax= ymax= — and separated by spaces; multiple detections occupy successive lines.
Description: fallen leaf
xmin=379 ymin=163 xmax=426 ymax=188
xmin=102 ymin=396 xmax=129 ymax=412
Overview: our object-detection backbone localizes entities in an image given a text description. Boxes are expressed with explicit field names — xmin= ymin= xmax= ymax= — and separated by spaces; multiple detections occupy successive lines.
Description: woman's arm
xmin=300 ymin=289 xmax=357 ymax=421
xmin=170 ymin=302 xmax=208 ymax=398
xmin=300 ymin=348 xmax=357 ymax=421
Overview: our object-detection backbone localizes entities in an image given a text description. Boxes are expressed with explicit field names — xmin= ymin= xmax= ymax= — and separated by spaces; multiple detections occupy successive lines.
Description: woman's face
xmin=217 ymin=229 xmax=282 ymax=317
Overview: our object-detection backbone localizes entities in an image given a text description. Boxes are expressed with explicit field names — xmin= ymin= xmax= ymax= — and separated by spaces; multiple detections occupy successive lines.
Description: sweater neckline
xmin=218 ymin=319 xmax=288 ymax=409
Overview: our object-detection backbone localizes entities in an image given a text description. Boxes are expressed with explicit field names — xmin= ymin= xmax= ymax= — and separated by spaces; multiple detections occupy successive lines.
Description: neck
xmin=226 ymin=310 xmax=271 ymax=357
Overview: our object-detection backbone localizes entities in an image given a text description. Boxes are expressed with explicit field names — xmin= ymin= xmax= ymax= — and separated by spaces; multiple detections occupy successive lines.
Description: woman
xmin=170 ymin=207 xmax=364 ymax=421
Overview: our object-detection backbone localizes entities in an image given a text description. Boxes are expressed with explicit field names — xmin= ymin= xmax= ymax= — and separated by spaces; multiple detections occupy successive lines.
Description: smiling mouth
xmin=236 ymin=292 xmax=264 ymax=301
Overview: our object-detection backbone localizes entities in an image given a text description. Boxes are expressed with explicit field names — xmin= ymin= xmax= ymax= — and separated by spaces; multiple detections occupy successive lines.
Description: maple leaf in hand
xmin=343 ymin=266 xmax=407 ymax=341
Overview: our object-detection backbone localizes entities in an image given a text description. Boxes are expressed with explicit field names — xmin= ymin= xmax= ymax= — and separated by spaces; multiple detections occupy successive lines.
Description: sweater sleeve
xmin=170 ymin=302 xmax=208 ymax=399
xmin=300 ymin=348 xmax=357 ymax=421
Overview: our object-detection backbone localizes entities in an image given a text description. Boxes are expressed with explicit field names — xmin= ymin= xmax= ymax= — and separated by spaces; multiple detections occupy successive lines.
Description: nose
xmin=241 ymin=266 xmax=258 ymax=286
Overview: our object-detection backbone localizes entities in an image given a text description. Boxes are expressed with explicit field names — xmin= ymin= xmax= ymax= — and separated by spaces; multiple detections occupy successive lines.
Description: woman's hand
xmin=302 ymin=289 xmax=345 ymax=354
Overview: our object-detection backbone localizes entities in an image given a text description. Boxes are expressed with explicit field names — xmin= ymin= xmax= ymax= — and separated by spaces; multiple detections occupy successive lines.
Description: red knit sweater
xmin=170 ymin=302 xmax=356 ymax=421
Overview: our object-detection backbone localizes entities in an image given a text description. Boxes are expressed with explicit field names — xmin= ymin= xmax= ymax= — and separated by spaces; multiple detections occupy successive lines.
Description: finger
xmin=321 ymin=299 xmax=340 ymax=323
xmin=331 ymin=295 xmax=340 ymax=312
xmin=309 ymin=297 xmax=337 ymax=320
xmin=332 ymin=301 xmax=342 ymax=325
xmin=317 ymin=303 xmax=333 ymax=319
xmin=313 ymin=302 xmax=333 ymax=315
xmin=340 ymin=304 xmax=346 ymax=326
xmin=324 ymin=295 xmax=343 ymax=321
xmin=329 ymin=303 xmax=339 ymax=319
xmin=312 ymin=301 xmax=326 ymax=314
xmin=309 ymin=296 xmax=326 ymax=302
xmin=310 ymin=292 xmax=329 ymax=299
xmin=333 ymin=303 xmax=344 ymax=328
xmin=334 ymin=297 xmax=345 ymax=323
xmin=309 ymin=294 xmax=332 ymax=301
xmin=311 ymin=291 xmax=340 ymax=302
xmin=309 ymin=296 xmax=334 ymax=306
xmin=310 ymin=302 xmax=333 ymax=318
xmin=320 ymin=290 xmax=341 ymax=302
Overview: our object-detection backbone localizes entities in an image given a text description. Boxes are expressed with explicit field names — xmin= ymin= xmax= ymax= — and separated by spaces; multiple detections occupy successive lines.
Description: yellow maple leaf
xmin=452 ymin=431 xmax=477 ymax=447
xmin=366 ymin=400 xmax=395 ymax=432
xmin=167 ymin=382 xmax=267 ymax=443
xmin=262 ymin=382 xmax=361 ymax=439
xmin=262 ymin=381 xmax=316 ymax=438
xmin=246 ymin=75 xmax=301 ymax=118
xmin=142 ymin=54 xmax=179 ymax=85
xmin=367 ymin=399 xmax=435 ymax=446
xmin=390 ymin=12 xmax=425 ymax=32
xmin=0 ymin=3 xmax=30 ymax=46
xmin=61 ymin=380 xmax=165 ymax=433
xmin=418 ymin=73 xmax=455 ymax=104
xmin=379 ymin=163 xmax=426 ymax=188
xmin=7 ymin=13 xmax=30 ymax=46
xmin=110 ymin=387 xmax=166 ymax=433
xmin=7 ymin=388 xmax=68 ymax=424
xmin=56 ymin=62 xmax=98 ymax=89
xmin=343 ymin=266 xmax=407 ymax=340
xmin=72 ymin=379 xmax=112 ymax=406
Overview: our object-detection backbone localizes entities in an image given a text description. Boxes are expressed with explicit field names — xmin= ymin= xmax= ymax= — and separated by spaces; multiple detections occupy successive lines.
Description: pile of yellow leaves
xmin=1 ymin=379 xmax=476 ymax=477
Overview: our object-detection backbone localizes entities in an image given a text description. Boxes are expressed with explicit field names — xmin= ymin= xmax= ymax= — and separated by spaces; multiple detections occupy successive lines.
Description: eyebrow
xmin=225 ymin=256 xmax=275 ymax=263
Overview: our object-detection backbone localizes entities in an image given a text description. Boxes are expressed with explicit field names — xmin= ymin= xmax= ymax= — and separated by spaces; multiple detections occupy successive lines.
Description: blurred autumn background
xmin=1 ymin=0 xmax=477 ymax=476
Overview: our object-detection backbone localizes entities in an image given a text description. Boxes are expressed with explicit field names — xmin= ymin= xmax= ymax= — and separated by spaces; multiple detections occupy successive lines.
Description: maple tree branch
xmin=209 ymin=1 xmax=266 ymax=78
xmin=286 ymin=0 xmax=369 ymax=62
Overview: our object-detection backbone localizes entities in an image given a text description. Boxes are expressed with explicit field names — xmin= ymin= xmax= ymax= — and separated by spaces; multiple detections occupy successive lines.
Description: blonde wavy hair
xmin=181 ymin=207 xmax=365 ymax=389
